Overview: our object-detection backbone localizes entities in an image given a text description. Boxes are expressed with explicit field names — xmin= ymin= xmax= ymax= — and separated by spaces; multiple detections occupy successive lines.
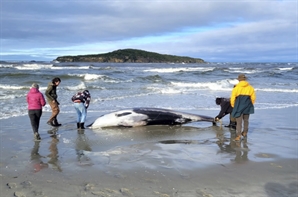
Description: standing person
xmin=230 ymin=74 xmax=256 ymax=141
xmin=214 ymin=97 xmax=236 ymax=129
xmin=27 ymin=83 xmax=46 ymax=141
xmin=45 ymin=77 xmax=62 ymax=127
xmin=71 ymin=90 xmax=91 ymax=129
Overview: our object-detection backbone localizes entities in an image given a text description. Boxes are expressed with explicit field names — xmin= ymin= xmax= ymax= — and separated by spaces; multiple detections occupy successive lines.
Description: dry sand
xmin=0 ymin=107 xmax=297 ymax=197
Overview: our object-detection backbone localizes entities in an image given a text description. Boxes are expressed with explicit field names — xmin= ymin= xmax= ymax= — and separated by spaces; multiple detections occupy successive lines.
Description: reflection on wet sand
xmin=47 ymin=127 xmax=58 ymax=135
xmin=216 ymin=129 xmax=249 ymax=163
xmin=75 ymin=131 xmax=93 ymax=166
xmin=47 ymin=135 xmax=62 ymax=172
xmin=31 ymin=141 xmax=48 ymax=173
xmin=234 ymin=140 xmax=248 ymax=163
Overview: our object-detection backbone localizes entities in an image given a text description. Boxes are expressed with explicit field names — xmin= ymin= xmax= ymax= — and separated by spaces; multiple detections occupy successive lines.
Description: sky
xmin=0 ymin=0 xmax=297 ymax=62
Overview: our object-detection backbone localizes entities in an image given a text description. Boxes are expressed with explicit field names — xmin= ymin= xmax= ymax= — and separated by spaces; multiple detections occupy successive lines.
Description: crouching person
xmin=215 ymin=97 xmax=236 ymax=129
xmin=71 ymin=90 xmax=91 ymax=129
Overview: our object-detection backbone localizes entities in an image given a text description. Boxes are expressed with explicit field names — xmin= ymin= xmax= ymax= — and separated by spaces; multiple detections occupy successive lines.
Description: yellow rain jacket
xmin=230 ymin=81 xmax=256 ymax=118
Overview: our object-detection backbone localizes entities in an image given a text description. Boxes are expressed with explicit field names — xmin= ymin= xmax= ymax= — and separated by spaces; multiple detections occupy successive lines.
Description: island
xmin=55 ymin=49 xmax=205 ymax=63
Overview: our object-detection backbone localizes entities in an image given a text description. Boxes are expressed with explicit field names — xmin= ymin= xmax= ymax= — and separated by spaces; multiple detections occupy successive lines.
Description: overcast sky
xmin=1 ymin=0 xmax=297 ymax=62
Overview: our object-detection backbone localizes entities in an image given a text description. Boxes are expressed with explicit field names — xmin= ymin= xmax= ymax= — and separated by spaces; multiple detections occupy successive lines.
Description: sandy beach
xmin=0 ymin=107 xmax=297 ymax=197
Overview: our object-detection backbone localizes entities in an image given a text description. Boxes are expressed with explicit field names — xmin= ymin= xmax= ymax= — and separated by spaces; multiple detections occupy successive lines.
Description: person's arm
xmin=216 ymin=102 xmax=229 ymax=119
xmin=45 ymin=84 xmax=54 ymax=102
xmin=40 ymin=93 xmax=46 ymax=106
xmin=250 ymin=87 xmax=256 ymax=104
xmin=85 ymin=95 xmax=91 ymax=108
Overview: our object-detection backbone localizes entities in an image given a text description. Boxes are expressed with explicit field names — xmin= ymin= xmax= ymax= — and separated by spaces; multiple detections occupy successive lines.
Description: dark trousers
xmin=28 ymin=110 xmax=42 ymax=133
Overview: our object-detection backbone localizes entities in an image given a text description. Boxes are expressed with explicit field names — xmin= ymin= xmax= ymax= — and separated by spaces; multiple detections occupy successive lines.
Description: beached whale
xmin=88 ymin=107 xmax=215 ymax=129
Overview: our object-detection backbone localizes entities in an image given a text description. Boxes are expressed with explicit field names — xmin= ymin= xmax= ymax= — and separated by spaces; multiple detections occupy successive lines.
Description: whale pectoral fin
xmin=115 ymin=112 xmax=132 ymax=117
xmin=175 ymin=118 xmax=192 ymax=124
xmin=86 ymin=122 xmax=94 ymax=127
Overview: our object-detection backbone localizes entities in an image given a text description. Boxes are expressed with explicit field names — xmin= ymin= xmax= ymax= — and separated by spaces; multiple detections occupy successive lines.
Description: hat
xmin=237 ymin=74 xmax=247 ymax=81
xmin=31 ymin=83 xmax=39 ymax=89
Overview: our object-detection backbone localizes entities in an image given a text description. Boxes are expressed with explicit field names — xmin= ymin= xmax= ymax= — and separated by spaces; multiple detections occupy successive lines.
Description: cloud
xmin=0 ymin=0 xmax=297 ymax=62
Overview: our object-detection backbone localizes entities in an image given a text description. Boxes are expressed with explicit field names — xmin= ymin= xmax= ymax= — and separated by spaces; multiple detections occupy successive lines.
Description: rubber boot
xmin=80 ymin=123 xmax=85 ymax=129
xmin=230 ymin=121 xmax=236 ymax=130
xmin=233 ymin=135 xmax=241 ymax=142
xmin=53 ymin=118 xmax=62 ymax=127
xmin=224 ymin=121 xmax=233 ymax=128
xmin=47 ymin=119 xmax=56 ymax=127
xmin=77 ymin=123 xmax=80 ymax=129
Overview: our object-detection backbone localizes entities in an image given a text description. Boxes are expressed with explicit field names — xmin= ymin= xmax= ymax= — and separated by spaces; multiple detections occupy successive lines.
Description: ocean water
xmin=1 ymin=61 xmax=298 ymax=197
xmin=0 ymin=61 xmax=297 ymax=120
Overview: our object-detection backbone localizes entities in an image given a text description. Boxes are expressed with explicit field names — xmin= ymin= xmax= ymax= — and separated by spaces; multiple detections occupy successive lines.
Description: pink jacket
xmin=27 ymin=88 xmax=46 ymax=110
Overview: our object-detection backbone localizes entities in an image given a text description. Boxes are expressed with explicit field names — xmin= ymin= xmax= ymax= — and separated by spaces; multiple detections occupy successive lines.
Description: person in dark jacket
xmin=215 ymin=97 xmax=236 ymax=129
xmin=71 ymin=90 xmax=91 ymax=129
xmin=45 ymin=77 xmax=61 ymax=127
xmin=27 ymin=83 xmax=46 ymax=141
xmin=230 ymin=74 xmax=256 ymax=141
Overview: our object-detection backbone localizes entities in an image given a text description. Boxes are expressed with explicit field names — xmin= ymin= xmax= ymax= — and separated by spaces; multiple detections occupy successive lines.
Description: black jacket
xmin=216 ymin=98 xmax=233 ymax=119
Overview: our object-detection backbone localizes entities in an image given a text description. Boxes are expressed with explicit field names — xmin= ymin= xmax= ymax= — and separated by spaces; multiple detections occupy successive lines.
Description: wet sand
xmin=0 ymin=107 xmax=297 ymax=197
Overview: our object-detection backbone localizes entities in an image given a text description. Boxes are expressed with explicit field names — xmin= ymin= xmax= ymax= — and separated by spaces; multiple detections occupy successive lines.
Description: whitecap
xmin=84 ymin=74 xmax=105 ymax=80
xmin=0 ymin=64 xmax=14 ymax=68
xmin=278 ymin=67 xmax=293 ymax=71
xmin=144 ymin=67 xmax=215 ymax=73
xmin=146 ymin=86 xmax=182 ymax=94
xmin=64 ymin=82 xmax=86 ymax=91
xmin=15 ymin=63 xmax=52 ymax=70
xmin=51 ymin=66 xmax=89 ymax=70
xmin=170 ymin=80 xmax=235 ymax=91
xmin=256 ymin=88 xmax=298 ymax=93
xmin=0 ymin=84 xmax=27 ymax=90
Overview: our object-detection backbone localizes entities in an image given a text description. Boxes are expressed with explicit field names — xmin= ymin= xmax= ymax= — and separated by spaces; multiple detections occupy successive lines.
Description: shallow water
xmin=1 ymin=107 xmax=296 ymax=176
xmin=0 ymin=62 xmax=297 ymax=196
xmin=0 ymin=62 xmax=297 ymax=119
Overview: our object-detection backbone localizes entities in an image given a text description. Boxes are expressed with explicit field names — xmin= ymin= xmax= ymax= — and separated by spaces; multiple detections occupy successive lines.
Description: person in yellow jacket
xmin=230 ymin=74 xmax=256 ymax=141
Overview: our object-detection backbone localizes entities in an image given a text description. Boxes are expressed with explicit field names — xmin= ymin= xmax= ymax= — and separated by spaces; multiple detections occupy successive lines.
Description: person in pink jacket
xmin=27 ymin=83 xmax=46 ymax=141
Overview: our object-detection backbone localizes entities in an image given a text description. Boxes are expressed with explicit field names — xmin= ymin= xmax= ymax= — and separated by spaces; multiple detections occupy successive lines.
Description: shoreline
xmin=0 ymin=107 xmax=297 ymax=196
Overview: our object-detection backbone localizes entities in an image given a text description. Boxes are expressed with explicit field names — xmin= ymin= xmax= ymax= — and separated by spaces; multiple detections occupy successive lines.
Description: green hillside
xmin=55 ymin=49 xmax=205 ymax=63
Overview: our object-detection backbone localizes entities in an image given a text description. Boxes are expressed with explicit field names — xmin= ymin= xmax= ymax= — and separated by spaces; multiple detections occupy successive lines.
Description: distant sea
xmin=0 ymin=61 xmax=297 ymax=120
